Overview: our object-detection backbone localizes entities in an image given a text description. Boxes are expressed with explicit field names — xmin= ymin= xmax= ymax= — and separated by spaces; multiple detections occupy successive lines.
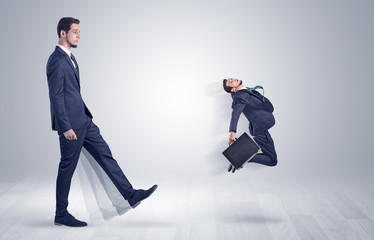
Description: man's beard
xmin=67 ymin=39 xmax=78 ymax=48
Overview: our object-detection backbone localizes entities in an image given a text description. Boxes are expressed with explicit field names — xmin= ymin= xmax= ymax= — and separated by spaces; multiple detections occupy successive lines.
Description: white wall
xmin=0 ymin=0 xmax=373 ymax=185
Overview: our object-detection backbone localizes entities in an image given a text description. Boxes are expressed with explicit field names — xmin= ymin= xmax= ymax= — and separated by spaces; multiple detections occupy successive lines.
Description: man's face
xmin=66 ymin=23 xmax=80 ymax=48
xmin=226 ymin=78 xmax=242 ymax=89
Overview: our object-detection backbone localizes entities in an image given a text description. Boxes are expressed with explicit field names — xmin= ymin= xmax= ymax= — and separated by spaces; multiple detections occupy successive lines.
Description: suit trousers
xmin=56 ymin=115 xmax=135 ymax=216
xmin=251 ymin=131 xmax=278 ymax=167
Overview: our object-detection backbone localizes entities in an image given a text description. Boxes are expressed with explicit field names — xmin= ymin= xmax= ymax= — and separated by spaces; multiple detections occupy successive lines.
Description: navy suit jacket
xmin=229 ymin=89 xmax=275 ymax=136
xmin=46 ymin=46 xmax=92 ymax=132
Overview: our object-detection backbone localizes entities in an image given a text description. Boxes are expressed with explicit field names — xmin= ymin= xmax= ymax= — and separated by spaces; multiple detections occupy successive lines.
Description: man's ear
xmin=231 ymin=88 xmax=236 ymax=93
xmin=60 ymin=30 xmax=66 ymax=38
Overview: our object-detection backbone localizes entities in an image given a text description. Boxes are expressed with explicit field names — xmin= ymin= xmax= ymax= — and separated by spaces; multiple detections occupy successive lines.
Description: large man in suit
xmin=223 ymin=78 xmax=278 ymax=172
xmin=47 ymin=17 xmax=157 ymax=227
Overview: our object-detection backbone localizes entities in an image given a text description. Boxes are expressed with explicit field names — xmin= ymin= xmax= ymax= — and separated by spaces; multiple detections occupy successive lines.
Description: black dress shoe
xmin=54 ymin=213 xmax=87 ymax=227
xmin=128 ymin=184 xmax=158 ymax=208
xmin=228 ymin=164 xmax=236 ymax=173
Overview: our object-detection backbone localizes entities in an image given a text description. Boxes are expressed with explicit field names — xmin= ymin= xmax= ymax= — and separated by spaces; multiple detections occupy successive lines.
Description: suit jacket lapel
xmin=64 ymin=54 xmax=79 ymax=79
xmin=55 ymin=47 xmax=80 ymax=89
xmin=70 ymin=54 xmax=81 ymax=88
xmin=246 ymin=89 xmax=263 ymax=101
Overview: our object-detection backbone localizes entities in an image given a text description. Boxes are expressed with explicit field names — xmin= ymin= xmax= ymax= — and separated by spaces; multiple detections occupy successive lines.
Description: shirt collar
xmin=237 ymin=86 xmax=247 ymax=91
xmin=57 ymin=44 xmax=72 ymax=57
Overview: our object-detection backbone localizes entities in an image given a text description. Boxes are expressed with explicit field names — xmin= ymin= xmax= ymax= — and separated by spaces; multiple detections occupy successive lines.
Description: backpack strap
xmin=247 ymin=85 xmax=265 ymax=102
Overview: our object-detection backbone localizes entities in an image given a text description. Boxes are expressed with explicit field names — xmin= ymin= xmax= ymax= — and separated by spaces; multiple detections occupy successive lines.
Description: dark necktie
xmin=70 ymin=54 xmax=78 ymax=69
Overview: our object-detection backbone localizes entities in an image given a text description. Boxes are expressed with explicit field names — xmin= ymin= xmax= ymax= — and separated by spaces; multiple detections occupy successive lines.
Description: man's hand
xmin=229 ymin=131 xmax=236 ymax=145
xmin=63 ymin=129 xmax=77 ymax=140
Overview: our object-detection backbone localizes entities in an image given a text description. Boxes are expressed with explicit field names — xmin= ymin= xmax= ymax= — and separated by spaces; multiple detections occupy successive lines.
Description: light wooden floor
xmin=1 ymin=173 xmax=374 ymax=240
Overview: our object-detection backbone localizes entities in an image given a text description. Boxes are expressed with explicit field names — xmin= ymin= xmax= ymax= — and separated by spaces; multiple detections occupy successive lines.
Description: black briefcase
xmin=222 ymin=132 xmax=260 ymax=169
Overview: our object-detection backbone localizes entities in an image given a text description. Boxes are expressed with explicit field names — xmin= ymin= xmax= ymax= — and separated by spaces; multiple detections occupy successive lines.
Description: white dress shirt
xmin=57 ymin=44 xmax=76 ymax=68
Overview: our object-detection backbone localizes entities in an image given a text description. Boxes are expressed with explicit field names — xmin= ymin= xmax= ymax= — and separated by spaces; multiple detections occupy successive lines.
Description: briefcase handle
xmin=228 ymin=138 xmax=238 ymax=146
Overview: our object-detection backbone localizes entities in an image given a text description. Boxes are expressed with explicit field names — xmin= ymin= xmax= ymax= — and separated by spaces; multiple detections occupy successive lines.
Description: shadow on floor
xmin=224 ymin=215 xmax=284 ymax=224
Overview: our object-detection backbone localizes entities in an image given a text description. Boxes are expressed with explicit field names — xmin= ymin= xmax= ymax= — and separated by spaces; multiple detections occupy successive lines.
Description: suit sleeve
xmin=47 ymin=57 xmax=72 ymax=132
xmin=229 ymin=95 xmax=247 ymax=133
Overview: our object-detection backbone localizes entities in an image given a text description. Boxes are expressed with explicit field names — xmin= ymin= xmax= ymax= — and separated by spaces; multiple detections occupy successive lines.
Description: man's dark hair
xmin=223 ymin=79 xmax=233 ymax=93
xmin=57 ymin=17 xmax=80 ymax=38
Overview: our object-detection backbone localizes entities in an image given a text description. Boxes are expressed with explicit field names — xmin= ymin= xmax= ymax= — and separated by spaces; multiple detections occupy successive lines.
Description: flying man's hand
xmin=229 ymin=131 xmax=236 ymax=145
